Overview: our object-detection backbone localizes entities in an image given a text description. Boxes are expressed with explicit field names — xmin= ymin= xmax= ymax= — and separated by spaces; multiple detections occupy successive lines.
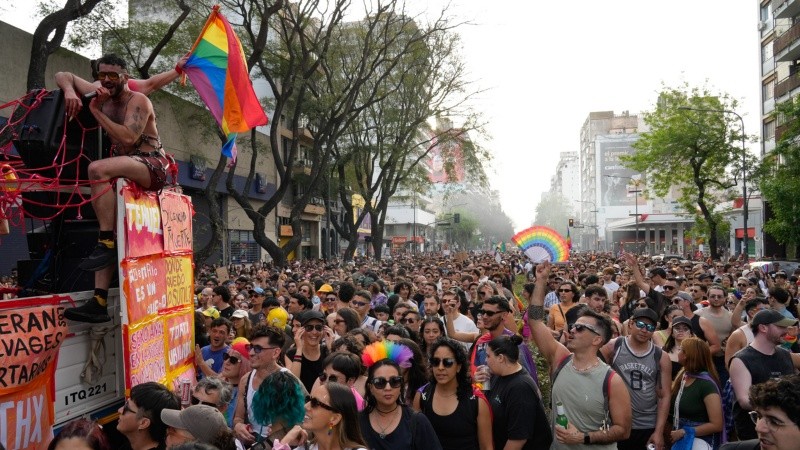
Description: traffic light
xmin=568 ymin=218 xmax=574 ymax=227
xmin=454 ymin=213 xmax=460 ymax=223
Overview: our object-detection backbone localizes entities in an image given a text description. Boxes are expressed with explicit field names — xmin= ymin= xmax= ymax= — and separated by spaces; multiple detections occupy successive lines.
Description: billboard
xmin=426 ymin=129 xmax=466 ymax=184
xmin=598 ymin=137 xmax=642 ymax=207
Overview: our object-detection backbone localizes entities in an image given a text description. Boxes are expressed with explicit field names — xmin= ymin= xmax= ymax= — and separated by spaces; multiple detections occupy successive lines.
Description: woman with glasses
xmin=221 ymin=338 xmax=252 ymax=426
xmin=311 ymin=351 xmax=367 ymax=410
xmin=413 ymin=338 xmax=493 ymax=450
xmin=484 ymin=334 xmax=552 ymax=449
xmin=548 ymin=282 xmax=580 ymax=339
xmin=332 ymin=308 xmax=360 ymax=338
xmin=358 ymin=341 xmax=442 ymax=450
xmin=653 ymin=305 xmax=685 ymax=347
xmin=271 ymin=382 xmax=368 ymax=450
xmin=667 ymin=337 xmax=724 ymax=449
xmin=286 ymin=311 xmax=335 ymax=393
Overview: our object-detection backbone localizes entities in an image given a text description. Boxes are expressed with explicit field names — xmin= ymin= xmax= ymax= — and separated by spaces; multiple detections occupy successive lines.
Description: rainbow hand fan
xmin=511 ymin=226 xmax=570 ymax=263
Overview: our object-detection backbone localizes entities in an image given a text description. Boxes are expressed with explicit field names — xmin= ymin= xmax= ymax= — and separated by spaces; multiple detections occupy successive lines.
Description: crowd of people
xmin=36 ymin=251 xmax=800 ymax=450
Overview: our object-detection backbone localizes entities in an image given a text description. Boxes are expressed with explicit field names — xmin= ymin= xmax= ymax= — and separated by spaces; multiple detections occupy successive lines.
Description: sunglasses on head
xmin=304 ymin=324 xmax=324 ymax=332
xmin=305 ymin=395 xmax=337 ymax=412
xmin=319 ymin=372 xmax=341 ymax=383
xmin=191 ymin=395 xmax=217 ymax=407
xmin=634 ymin=320 xmax=656 ymax=332
xmin=246 ymin=344 xmax=278 ymax=354
xmin=429 ymin=357 xmax=456 ymax=368
xmin=371 ymin=376 xmax=404 ymax=389
xmin=222 ymin=353 xmax=240 ymax=364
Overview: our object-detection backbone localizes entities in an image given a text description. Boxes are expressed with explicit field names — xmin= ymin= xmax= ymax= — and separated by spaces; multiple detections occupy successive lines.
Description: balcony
xmin=291 ymin=159 xmax=312 ymax=176
xmin=775 ymin=73 xmax=800 ymax=100
xmin=774 ymin=0 xmax=800 ymax=19
xmin=774 ymin=20 xmax=800 ymax=62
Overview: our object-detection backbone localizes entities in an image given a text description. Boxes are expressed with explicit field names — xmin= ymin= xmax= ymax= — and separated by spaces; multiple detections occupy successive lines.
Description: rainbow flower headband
xmin=362 ymin=341 xmax=413 ymax=369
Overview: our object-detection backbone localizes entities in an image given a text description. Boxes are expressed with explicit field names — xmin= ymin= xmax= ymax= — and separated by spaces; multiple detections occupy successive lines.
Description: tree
xmin=624 ymin=83 xmax=746 ymax=260
xmin=534 ymin=192 xmax=576 ymax=237
xmin=759 ymin=95 xmax=800 ymax=256
xmin=27 ymin=0 xmax=106 ymax=90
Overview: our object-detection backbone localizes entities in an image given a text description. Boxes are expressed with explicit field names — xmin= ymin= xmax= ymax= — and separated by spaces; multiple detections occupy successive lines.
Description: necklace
xmin=375 ymin=404 xmax=399 ymax=415
xmin=372 ymin=407 xmax=400 ymax=439
xmin=572 ymin=358 xmax=600 ymax=372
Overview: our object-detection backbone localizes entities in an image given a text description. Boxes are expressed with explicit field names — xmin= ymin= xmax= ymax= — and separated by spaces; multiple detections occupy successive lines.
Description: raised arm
xmin=54 ymin=71 xmax=100 ymax=118
xmin=132 ymin=55 xmax=188 ymax=95
xmin=526 ymin=261 xmax=570 ymax=368
xmin=622 ymin=252 xmax=650 ymax=294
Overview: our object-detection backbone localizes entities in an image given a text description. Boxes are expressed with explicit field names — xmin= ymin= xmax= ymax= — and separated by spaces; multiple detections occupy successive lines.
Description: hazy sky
xmin=4 ymin=1 xmax=761 ymax=233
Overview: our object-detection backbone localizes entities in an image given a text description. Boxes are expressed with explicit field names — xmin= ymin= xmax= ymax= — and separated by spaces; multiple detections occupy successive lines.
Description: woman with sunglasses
xmin=485 ymin=334 xmax=552 ymax=449
xmin=311 ymin=351 xmax=367 ymax=410
xmin=332 ymin=308 xmax=361 ymax=338
xmin=413 ymin=338 xmax=493 ymax=450
xmin=272 ymin=382 xmax=368 ymax=450
xmin=286 ymin=311 xmax=335 ymax=393
xmin=653 ymin=305 xmax=684 ymax=347
xmin=220 ymin=338 xmax=252 ymax=426
xmin=359 ymin=341 xmax=442 ymax=450
xmin=667 ymin=337 xmax=724 ymax=449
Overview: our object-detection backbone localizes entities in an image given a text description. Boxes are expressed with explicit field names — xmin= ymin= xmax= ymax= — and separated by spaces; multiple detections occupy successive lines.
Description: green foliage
xmin=625 ymin=82 xmax=747 ymax=258
xmin=759 ymin=96 xmax=800 ymax=246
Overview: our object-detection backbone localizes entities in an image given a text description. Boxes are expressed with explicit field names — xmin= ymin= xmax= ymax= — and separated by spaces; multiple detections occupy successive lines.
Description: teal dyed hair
xmin=251 ymin=371 xmax=306 ymax=427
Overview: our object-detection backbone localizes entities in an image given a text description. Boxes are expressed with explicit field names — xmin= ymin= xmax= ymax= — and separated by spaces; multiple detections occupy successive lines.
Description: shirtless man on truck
xmin=55 ymin=53 xmax=174 ymax=323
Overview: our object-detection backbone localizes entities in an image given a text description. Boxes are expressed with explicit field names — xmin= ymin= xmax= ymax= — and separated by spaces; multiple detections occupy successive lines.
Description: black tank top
xmin=691 ymin=314 xmax=707 ymax=341
xmin=418 ymin=383 xmax=481 ymax=450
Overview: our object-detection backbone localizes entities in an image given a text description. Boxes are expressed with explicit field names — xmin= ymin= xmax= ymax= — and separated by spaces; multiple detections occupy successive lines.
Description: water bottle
xmin=555 ymin=401 xmax=568 ymax=428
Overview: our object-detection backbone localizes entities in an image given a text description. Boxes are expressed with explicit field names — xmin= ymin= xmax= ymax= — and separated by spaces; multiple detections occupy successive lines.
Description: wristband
xmin=528 ymin=305 xmax=545 ymax=321
xmin=292 ymin=355 xmax=302 ymax=362
xmin=584 ymin=432 xmax=591 ymax=445
xmin=175 ymin=64 xmax=184 ymax=75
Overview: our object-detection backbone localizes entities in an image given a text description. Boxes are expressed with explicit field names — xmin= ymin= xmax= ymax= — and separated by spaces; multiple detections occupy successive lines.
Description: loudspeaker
xmin=12 ymin=89 xmax=107 ymax=183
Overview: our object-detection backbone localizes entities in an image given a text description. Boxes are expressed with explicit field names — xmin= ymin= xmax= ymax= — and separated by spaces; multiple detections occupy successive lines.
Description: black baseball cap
xmin=751 ymin=309 xmax=798 ymax=328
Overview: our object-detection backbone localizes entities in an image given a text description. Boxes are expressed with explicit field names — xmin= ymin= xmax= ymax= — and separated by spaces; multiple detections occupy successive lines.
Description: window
xmin=764 ymin=81 xmax=775 ymax=100
xmin=229 ymin=230 xmax=259 ymax=263
xmin=763 ymin=41 xmax=774 ymax=62
xmin=302 ymin=223 xmax=312 ymax=243
xmin=764 ymin=120 xmax=776 ymax=141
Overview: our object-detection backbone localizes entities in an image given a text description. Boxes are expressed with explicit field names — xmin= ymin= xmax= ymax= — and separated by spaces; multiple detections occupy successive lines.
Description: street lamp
xmin=575 ymin=200 xmax=598 ymax=250
xmin=677 ymin=106 xmax=748 ymax=259
xmin=605 ymin=175 xmax=643 ymax=250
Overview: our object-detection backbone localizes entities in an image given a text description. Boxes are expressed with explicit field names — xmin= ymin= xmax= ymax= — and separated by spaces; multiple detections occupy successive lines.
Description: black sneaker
xmin=64 ymin=298 xmax=111 ymax=323
xmin=79 ymin=243 xmax=116 ymax=271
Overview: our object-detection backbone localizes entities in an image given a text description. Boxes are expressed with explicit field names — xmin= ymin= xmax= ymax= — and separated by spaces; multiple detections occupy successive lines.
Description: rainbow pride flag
xmin=183 ymin=5 xmax=268 ymax=160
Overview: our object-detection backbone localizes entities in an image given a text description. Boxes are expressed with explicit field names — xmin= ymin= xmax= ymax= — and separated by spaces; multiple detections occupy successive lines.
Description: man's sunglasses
xmin=222 ymin=353 xmax=240 ymax=364
xmin=633 ymin=320 xmax=656 ymax=332
xmin=663 ymin=286 xmax=676 ymax=291
xmin=304 ymin=324 xmax=324 ymax=332
xmin=350 ymin=301 xmax=369 ymax=307
xmin=570 ymin=323 xmax=600 ymax=336
xmin=400 ymin=318 xmax=417 ymax=324
xmin=370 ymin=376 xmax=403 ymax=389
xmin=95 ymin=71 xmax=123 ymax=81
xmin=558 ymin=288 xmax=573 ymax=293
xmin=191 ymin=395 xmax=217 ymax=408
xmin=305 ymin=395 xmax=337 ymax=412
xmin=429 ymin=357 xmax=456 ymax=368
xmin=478 ymin=309 xmax=502 ymax=317
xmin=325 ymin=296 xmax=338 ymax=303
xmin=246 ymin=344 xmax=279 ymax=354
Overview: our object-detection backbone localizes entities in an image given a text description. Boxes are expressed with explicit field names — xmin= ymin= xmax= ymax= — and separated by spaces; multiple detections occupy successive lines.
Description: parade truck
xmin=0 ymin=89 xmax=196 ymax=450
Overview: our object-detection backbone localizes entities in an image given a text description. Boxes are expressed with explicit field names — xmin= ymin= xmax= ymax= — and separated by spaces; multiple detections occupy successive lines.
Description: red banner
xmin=123 ymin=188 xmax=164 ymax=258
xmin=122 ymin=256 xmax=167 ymax=324
xmin=0 ymin=297 xmax=69 ymax=450
xmin=165 ymin=312 xmax=194 ymax=374
xmin=160 ymin=191 xmax=193 ymax=255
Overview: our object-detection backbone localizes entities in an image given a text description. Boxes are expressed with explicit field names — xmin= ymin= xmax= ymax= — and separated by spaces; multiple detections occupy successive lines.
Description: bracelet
xmin=175 ymin=64 xmax=184 ymax=75
xmin=528 ymin=305 xmax=545 ymax=321
xmin=292 ymin=355 xmax=302 ymax=362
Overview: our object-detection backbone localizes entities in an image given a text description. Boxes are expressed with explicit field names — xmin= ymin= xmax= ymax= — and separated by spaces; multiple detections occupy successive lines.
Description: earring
xmin=328 ymin=421 xmax=334 ymax=436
